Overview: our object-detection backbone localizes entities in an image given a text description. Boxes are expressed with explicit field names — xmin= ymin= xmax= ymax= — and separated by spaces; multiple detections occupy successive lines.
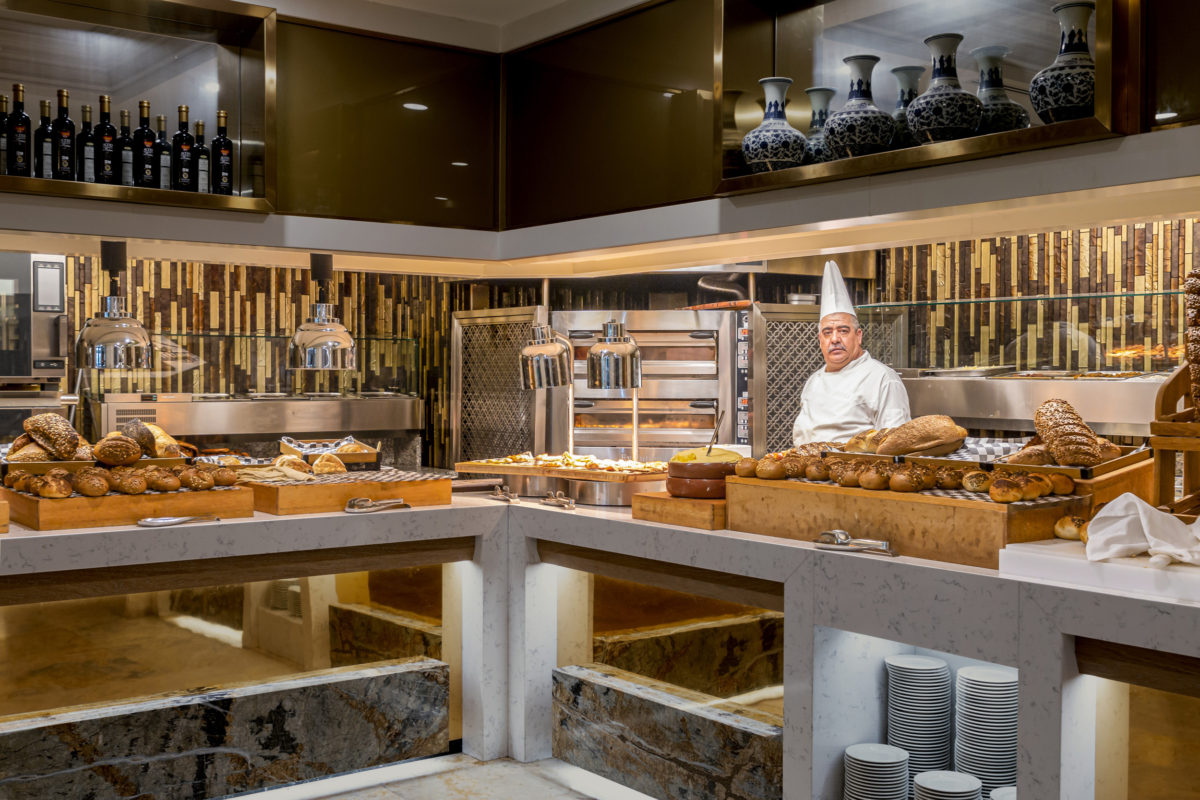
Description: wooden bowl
xmin=666 ymin=476 xmax=728 ymax=499
xmin=667 ymin=461 xmax=736 ymax=480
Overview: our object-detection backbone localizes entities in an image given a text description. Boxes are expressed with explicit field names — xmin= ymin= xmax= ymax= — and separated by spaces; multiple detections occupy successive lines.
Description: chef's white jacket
xmin=791 ymin=350 xmax=911 ymax=446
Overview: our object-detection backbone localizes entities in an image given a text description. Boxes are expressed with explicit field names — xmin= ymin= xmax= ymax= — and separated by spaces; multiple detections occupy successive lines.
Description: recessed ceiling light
xmin=451 ymin=161 xmax=469 ymax=167
xmin=1155 ymin=110 xmax=1179 ymax=121
xmin=663 ymin=92 xmax=674 ymax=98
xmin=434 ymin=196 xmax=449 ymax=201
xmin=403 ymin=102 xmax=428 ymax=111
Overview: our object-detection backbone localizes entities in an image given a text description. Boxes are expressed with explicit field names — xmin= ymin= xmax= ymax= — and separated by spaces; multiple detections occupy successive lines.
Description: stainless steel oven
xmin=549 ymin=310 xmax=736 ymax=462
xmin=0 ymin=253 xmax=69 ymax=383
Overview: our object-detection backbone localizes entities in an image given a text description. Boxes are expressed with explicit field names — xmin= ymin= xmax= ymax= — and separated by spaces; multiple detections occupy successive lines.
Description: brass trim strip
xmin=0 ymin=175 xmax=272 ymax=212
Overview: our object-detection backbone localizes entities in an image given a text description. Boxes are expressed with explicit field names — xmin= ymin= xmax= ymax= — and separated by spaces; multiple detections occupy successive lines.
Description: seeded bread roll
xmin=94 ymin=435 xmax=143 ymax=467
xmin=23 ymin=413 xmax=81 ymax=460
xmin=935 ymin=466 xmax=964 ymax=490
xmin=3 ymin=470 xmax=24 ymax=488
xmin=180 ymin=469 xmax=215 ymax=490
xmin=962 ymin=470 xmax=993 ymax=492
xmin=73 ymin=443 xmax=95 ymax=462
xmin=36 ymin=476 xmax=74 ymax=498
xmin=805 ymin=460 xmax=831 ymax=481
xmin=988 ymin=477 xmax=1023 ymax=503
xmin=112 ymin=473 xmax=148 ymax=495
xmin=71 ymin=472 xmax=110 ymax=497
xmin=145 ymin=470 xmax=181 ymax=492
xmin=6 ymin=442 xmax=51 ymax=462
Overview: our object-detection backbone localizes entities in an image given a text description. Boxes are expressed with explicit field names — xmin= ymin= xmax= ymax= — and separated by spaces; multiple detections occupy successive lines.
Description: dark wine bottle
xmin=116 ymin=108 xmax=134 ymax=186
xmin=93 ymin=95 xmax=118 ymax=185
xmin=50 ymin=89 xmax=75 ymax=181
xmin=76 ymin=104 xmax=94 ymax=182
xmin=170 ymin=105 xmax=195 ymax=191
xmin=194 ymin=119 xmax=211 ymax=194
xmin=4 ymin=83 xmax=31 ymax=177
xmin=211 ymin=109 xmax=233 ymax=195
xmin=132 ymin=100 xmax=156 ymax=188
xmin=154 ymin=115 xmax=170 ymax=189
xmin=0 ymin=94 xmax=8 ymax=177
xmin=34 ymin=100 xmax=52 ymax=178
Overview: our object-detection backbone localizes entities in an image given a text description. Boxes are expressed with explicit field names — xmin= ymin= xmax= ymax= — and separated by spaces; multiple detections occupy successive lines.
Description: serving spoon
xmin=137 ymin=514 xmax=219 ymax=527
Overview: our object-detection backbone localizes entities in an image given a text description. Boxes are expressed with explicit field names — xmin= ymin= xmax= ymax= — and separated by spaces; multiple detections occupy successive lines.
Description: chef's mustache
xmin=827 ymin=343 xmax=846 ymax=352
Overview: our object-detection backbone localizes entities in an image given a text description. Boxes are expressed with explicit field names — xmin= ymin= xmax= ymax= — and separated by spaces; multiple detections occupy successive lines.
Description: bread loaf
xmin=119 ymin=419 xmax=158 ymax=456
xmin=144 ymin=423 xmax=182 ymax=457
xmin=94 ymin=435 xmax=143 ymax=466
xmin=875 ymin=415 xmax=967 ymax=456
xmin=312 ymin=453 xmax=347 ymax=475
xmin=1007 ymin=444 xmax=1052 ymax=466
xmin=23 ymin=413 xmax=81 ymax=460
xmin=6 ymin=442 xmax=51 ymax=462
xmin=1033 ymin=399 xmax=1104 ymax=466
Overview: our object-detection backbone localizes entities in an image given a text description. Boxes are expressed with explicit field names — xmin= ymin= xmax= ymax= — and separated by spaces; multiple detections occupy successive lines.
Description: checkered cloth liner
xmin=934 ymin=437 xmax=1029 ymax=461
xmin=248 ymin=467 xmax=457 ymax=486
xmin=785 ymin=477 xmax=1078 ymax=505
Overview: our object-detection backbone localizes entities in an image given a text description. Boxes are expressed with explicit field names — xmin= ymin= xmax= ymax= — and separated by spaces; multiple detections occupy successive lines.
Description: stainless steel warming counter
xmin=902 ymin=370 xmax=1166 ymax=437
xmin=90 ymin=393 xmax=423 ymax=438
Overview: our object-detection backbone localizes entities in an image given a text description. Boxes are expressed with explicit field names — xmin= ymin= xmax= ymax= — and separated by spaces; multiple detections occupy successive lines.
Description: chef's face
xmin=819 ymin=313 xmax=863 ymax=371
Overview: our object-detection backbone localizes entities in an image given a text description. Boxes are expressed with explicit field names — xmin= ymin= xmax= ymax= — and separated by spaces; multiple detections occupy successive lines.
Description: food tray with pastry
xmin=2 ymin=414 xmax=187 ymax=476
xmin=238 ymin=455 xmax=453 ymax=514
xmin=455 ymin=451 xmax=668 ymax=482
xmin=0 ymin=461 xmax=252 ymax=531
xmin=279 ymin=436 xmax=380 ymax=470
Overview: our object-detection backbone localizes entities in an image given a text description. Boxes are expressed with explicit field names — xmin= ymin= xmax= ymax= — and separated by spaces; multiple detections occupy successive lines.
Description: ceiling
xmin=364 ymin=0 xmax=578 ymax=27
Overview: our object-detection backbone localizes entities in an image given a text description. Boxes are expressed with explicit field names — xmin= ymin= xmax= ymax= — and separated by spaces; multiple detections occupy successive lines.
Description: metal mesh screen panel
xmin=459 ymin=322 xmax=532 ymax=461
xmin=862 ymin=315 xmax=905 ymax=368
xmin=764 ymin=319 xmax=824 ymax=453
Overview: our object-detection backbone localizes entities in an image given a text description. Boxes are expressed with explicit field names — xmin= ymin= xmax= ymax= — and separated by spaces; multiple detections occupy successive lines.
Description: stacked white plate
xmin=954 ymin=666 xmax=1019 ymax=796
xmin=913 ymin=770 xmax=983 ymax=800
xmin=843 ymin=743 xmax=909 ymax=800
xmin=989 ymin=787 xmax=1015 ymax=800
xmin=885 ymin=654 xmax=952 ymax=793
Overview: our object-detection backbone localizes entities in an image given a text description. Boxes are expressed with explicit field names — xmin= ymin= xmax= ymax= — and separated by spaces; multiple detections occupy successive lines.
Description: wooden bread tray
xmin=0 ymin=486 xmax=253 ymax=532
xmin=726 ymin=476 xmax=1087 ymax=569
xmin=455 ymin=461 xmax=666 ymax=483
xmin=280 ymin=439 xmax=379 ymax=468
xmin=0 ymin=499 xmax=8 ymax=533
xmin=1 ymin=457 xmax=186 ymax=477
xmin=827 ymin=445 xmax=1149 ymax=480
xmin=632 ymin=492 xmax=727 ymax=530
xmin=247 ymin=469 xmax=452 ymax=515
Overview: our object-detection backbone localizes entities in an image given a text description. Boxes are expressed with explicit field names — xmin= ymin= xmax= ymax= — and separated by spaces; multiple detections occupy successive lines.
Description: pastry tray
xmin=819 ymin=442 xmax=1150 ymax=480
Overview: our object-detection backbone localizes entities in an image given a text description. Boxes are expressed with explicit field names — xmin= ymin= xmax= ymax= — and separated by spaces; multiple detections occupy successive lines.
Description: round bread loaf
xmin=94 ymin=435 xmax=143 ymax=466
xmin=782 ymin=458 xmax=807 ymax=479
xmin=755 ymin=459 xmax=786 ymax=480
xmin=858 ymin=464 xmax=893 ymax=490
xmin=212 ymin=468 xmax=238 ymax=486
xmin=935 ymin=466 xmax=964 ymax=490
xmin=119 ymin=419 xmax=158 ymax=456
xmin=113 ymin=474 xmax=148 ymax=494
xmin=734 ymin=458 xmax=758 ymax=477
xmin=1054 ymin=515 xmax=1089 ymax=541
xmin=146 ymin=470 xmax=182 ymax=492
xmin=805 ymin=460 xmax=830 ymax=481
xmin=71 ymin=473 xmax=110 ymax=497
xmin=1013 ymin=475 xmax=1042 ymax=501
xmin=1028 ymin=474 xmax=1054 ymax=496
xmin=1048 ymin=473 xmax=1076 ymax=495
xmin=35 ymin=475 xmax=73 ymax=498
xmin=181 ymin=469 xmax=216 ymax=490
xmin=989 ymin=478 xmax=1023 ymax=503
xmin=962 ymin=470 xmax=993 ymax=492
xmin=3 ymin=470 xmax=24 ymax=488
xmin=11 ymin=473 xmax=34 ymax=493
xmin=888 ymin=467 xmax=920 ymax=492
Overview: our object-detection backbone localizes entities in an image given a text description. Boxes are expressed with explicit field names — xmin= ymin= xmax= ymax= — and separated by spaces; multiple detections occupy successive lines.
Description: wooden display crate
xmin=1 ymin=457 xmax=186 ymax=477
xmin=632 ymin=492 xmax=727 ymax=530
xmin=0 ymin=499 xmax=8 ymax=533
xmin=0 ymin=486 xmax=253 ymax=532
xmin=280 ymin=439 xmax=379 ymax=469
xmin=1150 ymin=363 xmax=1200 ymax=520
xmin=725 ymin=477 xmax=1087 ymax=569
xmin=248 ymin=472 xmax=452 ymax=515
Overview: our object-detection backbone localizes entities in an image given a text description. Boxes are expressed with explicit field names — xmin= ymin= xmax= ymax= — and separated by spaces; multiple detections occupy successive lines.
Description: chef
xmin=792 ymin=261 xmax=911 ymax=446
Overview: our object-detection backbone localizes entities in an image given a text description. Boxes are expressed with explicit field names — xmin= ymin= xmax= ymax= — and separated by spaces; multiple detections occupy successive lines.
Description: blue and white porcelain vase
xmin=824 ymin=55 xmax=895 ymax=159
xmin=741 ymin=77 xmax=806 ymax=173
xmin=803 ymin=86 xmax=835 ymax=164
xmin=889 ymin=65 xmax=924 ymax=149
xmin=971 ymin=46 xmax=1030 ymax=134
xmin=1029 ymin=1 xmax=1095 ymax=124
xmin=906 ymin=33 xmax=982 ymax=143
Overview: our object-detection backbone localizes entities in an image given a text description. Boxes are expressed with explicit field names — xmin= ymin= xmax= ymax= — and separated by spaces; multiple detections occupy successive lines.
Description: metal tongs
xmin=541 ymin=490 xmax=576 ymax=511
xmin=344 ymin=497 xmax=412 ymax=513
xmin=137 ymin=514 xmax=219 ymax=528
xmin=815 ymin=529 xmax=898 ymax=557
xmin=486 ymin=485 xmax=520 ymax=503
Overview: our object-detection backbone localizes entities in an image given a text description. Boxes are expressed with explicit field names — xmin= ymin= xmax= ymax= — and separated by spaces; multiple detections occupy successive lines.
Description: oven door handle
xmin=573 ymin=400 xmax=596 ymax=409
xmin=688 ymin=330 xmax=716 ymax=339
xmin=689 ymin=400 xmax=717 ymax=409
xmin=56 ymin=314 xmax=70 ymax=358
xmin=568 ymin=330 xmax=596 ymax=340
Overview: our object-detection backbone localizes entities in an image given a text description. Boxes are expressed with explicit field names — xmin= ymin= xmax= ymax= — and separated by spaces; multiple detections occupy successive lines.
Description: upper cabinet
xmin=502 ymin=0 xmax=719 ymax=229
xmin=0 ymin=0 xmax=273 ymax=211
xmin=275 ymin=22 xmax=500 ymax=230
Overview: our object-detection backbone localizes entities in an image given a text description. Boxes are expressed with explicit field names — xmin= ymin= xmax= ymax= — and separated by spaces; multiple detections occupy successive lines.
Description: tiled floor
xmin=248 ymin=754 xmax=654 ymax=800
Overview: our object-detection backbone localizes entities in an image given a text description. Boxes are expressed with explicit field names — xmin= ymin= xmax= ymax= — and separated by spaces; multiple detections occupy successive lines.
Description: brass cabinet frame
xmin=0 ymin=0 xmax=275 ymax=212
xmin=713 ymin=0 xmax=1145 ymax=198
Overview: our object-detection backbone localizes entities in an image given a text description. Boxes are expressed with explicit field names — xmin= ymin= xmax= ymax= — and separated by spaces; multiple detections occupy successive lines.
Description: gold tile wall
xmin=64 ymin=258 xmax=468 ymax=465
xmin=880 ymin=219 xmax=1195 ymax=373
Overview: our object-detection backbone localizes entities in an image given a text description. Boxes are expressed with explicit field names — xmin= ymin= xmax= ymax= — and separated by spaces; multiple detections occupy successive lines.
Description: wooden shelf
xmin=0 ymin=175 xmax=271 ymax=213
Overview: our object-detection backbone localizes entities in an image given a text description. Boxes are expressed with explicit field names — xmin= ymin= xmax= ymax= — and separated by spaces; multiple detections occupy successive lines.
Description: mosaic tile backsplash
xmin=875 ymin=219 xmax=1194 ymax=373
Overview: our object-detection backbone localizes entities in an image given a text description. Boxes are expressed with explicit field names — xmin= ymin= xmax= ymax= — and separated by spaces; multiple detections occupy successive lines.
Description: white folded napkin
xmin=1086 ymin=492 xmax=1200 ymax=567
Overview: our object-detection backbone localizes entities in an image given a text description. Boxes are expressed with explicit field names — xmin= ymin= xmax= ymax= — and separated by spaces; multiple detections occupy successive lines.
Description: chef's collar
xmin=827 ymin=350 xmax=871 ymax=374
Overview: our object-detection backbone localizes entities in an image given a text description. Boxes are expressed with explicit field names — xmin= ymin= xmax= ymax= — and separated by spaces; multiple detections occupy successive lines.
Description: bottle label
xmin=159 ymin=153 xmax=170 ymax=188
xmin=84 ymin=152 xmax=95 ymax=183
xmin=198 ymin=159 xmax=210 ymax=193
xmin=219 ymin=151 xmax=232 ymax=187
xmin=41 ymin=141 xmax=51 ymax=177
xmin=122 ymin=158 xmax=133 ymax=186
xmin=100 ymin=139 xmax=115 ymax=177
xmin=0 ymin=138 xmax=6 ymax=176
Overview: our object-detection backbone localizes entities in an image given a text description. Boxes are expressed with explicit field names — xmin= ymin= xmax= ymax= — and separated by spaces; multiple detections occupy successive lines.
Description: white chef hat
xmin=819 ymin=260 xmax=856 ymax=322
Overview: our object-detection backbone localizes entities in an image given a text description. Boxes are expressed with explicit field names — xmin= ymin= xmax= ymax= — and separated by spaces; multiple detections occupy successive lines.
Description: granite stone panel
xmin=0 ymin=658 xmax=449 ymax=800
xmin=593 ymin=611 xmax=783 ymax=698
xmin=329 ymin=602 xmax=443 ymax=667
xmin=552 ymin=663 xmax=782 ymax=800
